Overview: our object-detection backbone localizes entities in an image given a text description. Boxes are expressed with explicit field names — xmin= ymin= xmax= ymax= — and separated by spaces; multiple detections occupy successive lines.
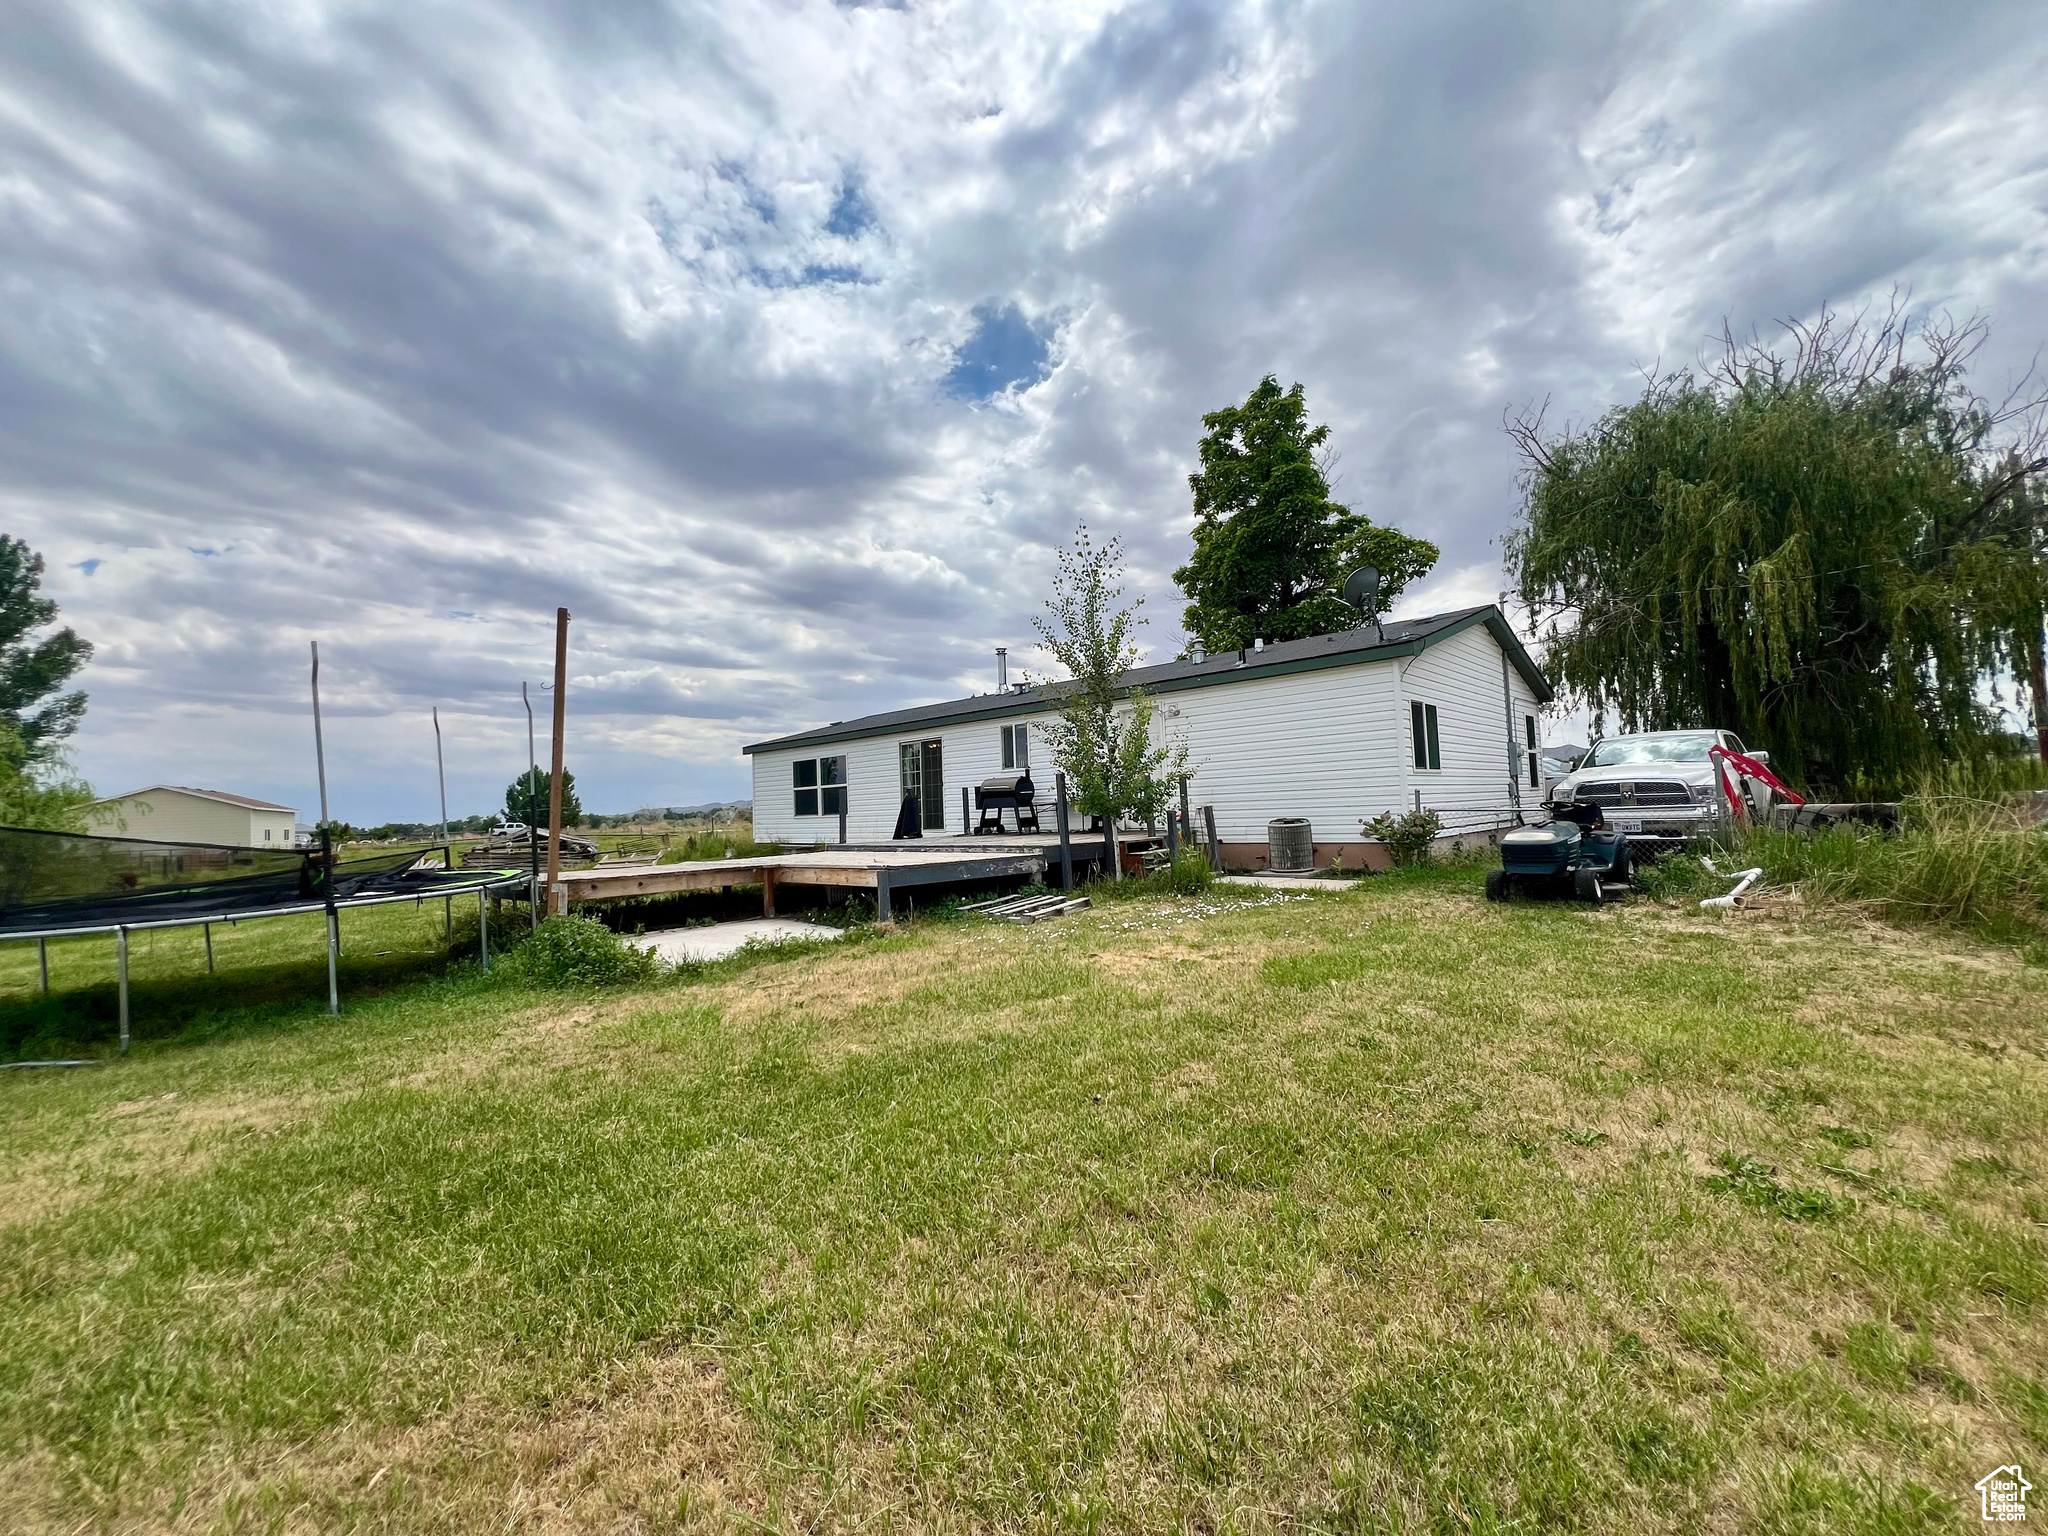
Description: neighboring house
xmin=87 ymin=786 xmax=298 ymax=849
xmin=745 ymin=605 xmax=1553 ymax=868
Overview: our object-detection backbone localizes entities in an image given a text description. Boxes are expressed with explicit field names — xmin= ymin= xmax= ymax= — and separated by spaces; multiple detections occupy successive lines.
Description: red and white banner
xmin=1708 ymin=745 xmax=1805 ymax=818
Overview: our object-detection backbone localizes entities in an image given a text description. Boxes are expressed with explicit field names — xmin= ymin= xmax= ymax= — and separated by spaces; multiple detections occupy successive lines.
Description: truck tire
xmin=1485 ymin=869 xmax=1509 ymax=903
xmin=1573 ymin=867 xmax=1605 ymax=904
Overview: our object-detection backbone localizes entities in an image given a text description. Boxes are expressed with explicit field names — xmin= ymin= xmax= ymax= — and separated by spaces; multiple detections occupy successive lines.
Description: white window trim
xmin=1410 ymin=700 xmax=1443 ymax=773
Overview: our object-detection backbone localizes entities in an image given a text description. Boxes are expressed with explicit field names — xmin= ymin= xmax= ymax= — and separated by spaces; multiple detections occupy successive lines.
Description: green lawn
xmin=1 ymin=871 xmax=2043 ymax=1532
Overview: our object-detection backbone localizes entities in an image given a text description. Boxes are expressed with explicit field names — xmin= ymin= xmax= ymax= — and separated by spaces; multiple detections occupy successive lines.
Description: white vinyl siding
xmin=86 ymin=792 xmax=297 ymax=848
xmin=750 ymin=618 xmax=1540 ymax=845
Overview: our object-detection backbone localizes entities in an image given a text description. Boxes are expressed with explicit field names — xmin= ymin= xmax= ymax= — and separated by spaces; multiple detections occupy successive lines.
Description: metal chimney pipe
xmin=996 ymin=646 xmax=1008 ymax=692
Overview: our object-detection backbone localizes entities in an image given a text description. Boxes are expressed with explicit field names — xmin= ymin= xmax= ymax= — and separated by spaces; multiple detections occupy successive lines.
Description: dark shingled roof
xmin=744 ymin=605 xmax=1551 ymax=755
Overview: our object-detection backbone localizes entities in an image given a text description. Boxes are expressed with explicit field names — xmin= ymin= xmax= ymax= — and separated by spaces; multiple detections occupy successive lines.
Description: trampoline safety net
xmin=0 ymin=826 xmax=464 ymax=935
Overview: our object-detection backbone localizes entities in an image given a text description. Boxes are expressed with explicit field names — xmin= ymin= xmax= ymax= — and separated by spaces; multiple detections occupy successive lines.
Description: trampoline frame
xmin=3 ymin=867 xmax=535 ymax=1054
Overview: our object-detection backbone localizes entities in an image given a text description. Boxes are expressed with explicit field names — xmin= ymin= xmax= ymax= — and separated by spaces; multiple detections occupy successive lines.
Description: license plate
xmin=1613 ymin=818 xmax=1643 ymax=833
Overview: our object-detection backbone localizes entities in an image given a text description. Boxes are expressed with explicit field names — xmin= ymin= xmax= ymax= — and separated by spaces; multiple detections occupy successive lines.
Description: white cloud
xmin=1 ymin=0 xmax=2043 ymax=820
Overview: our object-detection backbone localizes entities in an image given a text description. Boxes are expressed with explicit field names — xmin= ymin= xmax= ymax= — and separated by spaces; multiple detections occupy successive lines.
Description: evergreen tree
xmin=504 ymin=766 xmax=582 ymax=827
xmin=1175 ymin=377 xmax=1437 ymax=653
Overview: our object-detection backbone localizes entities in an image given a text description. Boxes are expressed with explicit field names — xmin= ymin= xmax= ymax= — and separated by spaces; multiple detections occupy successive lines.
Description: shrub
xmin=1363 ymin=808 xmax=1442 ymax=867
xmin=1088 ymin=846 xmax=1215 ymax=902
xmin=518 ymin=913 xmax=661 ymax=988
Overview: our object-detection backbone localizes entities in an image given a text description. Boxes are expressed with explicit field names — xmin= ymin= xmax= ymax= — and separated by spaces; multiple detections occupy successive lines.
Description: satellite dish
xmin=1342 ymin=566 xmax=1383 ymax=613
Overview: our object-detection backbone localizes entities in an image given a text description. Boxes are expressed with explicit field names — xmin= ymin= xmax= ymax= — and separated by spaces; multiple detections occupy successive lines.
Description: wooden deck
xmin=552 ymin=846 xmax=1055 ymax=921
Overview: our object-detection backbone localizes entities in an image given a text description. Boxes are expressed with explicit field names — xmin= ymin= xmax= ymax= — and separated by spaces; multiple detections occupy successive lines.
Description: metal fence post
xmin=325 ymin=907 xmax=340 ymax=1015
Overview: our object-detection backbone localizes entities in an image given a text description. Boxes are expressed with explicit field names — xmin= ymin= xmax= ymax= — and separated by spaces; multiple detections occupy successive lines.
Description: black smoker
xmin=974 ymin=772 xmax=1040 ymax=834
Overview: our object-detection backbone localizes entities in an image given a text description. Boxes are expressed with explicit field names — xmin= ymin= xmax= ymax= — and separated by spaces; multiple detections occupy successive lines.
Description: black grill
xmin=1575 ymin=779 xmax=1693 ymax=808
xmin=973 ymin=773 xmax=1040 ymax=833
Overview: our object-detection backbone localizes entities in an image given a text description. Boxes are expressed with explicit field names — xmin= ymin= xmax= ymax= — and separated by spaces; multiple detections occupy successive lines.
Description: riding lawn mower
xmin=1486 ymin=800 xmax=1635 ymax=904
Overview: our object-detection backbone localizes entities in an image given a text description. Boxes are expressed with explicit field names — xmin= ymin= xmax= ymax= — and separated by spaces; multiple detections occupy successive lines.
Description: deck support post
xmin=838 ymin=799 xmax=848 ymax=846
xmin=875 ymin=873 xmax=892 ymax=923
xmin=961 ymin=786 xmax=970 ymax=836
xmin=116 ymin=927 xmax=130 ymax=1053
xmin=1055 ymin=773 xmax=1074 ymax=892
xmin=762 ymin=869 xmax=777 ymax=918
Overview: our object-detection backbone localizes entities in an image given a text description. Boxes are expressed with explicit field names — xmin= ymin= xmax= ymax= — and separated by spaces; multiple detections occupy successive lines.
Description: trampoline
xmin=0 ymin=825 xmax=532 ymax=1053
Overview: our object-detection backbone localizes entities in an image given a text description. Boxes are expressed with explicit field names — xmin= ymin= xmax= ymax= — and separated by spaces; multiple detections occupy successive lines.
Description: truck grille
xmin=1574 ymin=779 xmax=1693 ymax=808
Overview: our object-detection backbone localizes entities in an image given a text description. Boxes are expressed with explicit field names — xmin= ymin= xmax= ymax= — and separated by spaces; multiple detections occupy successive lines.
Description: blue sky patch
xmin=825 ymin=174 xmax=876 ymax=238
xmin=944 ymin=303 xmax=1051 ymax=401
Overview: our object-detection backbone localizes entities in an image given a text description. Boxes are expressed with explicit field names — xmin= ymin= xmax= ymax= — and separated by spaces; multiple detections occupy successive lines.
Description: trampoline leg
xmin=117 ymin=928 xmax=130 ymax=1054
xmin=444 ymin=895 xmax=451 ymax=940
xmin=326 ymin=907 xmax=339 ymax=1015
xmin=38 ymin=937 xmax=48 ymax=996
xmin=203 ymin=923 xmax=214 ymax=974
xmin=479 ymin=888 xmax=490 ymax=973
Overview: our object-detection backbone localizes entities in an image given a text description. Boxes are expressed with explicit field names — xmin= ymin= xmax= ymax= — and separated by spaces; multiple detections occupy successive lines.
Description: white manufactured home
xmin=746 ymin=605 xmax=1553 ymax=868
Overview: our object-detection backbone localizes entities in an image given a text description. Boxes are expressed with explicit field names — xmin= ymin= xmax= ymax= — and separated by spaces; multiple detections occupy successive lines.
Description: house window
xmin=792 ymin=756 xmax=846 ymax=817
xmin=1000 ymin=722 xmax=1029 ymax=771
xmin=1410 ymin=701 xmax=1442 ymax=771
xmin=1525 ymin=715 xmax=1539 ymax=788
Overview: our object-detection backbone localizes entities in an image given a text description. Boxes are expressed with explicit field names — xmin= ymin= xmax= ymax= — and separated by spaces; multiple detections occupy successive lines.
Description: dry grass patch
xmin=1 ymin=867 xmax=2043 ymax=1532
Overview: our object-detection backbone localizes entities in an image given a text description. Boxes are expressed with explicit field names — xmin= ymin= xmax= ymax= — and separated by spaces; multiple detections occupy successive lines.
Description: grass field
xmin=1 ymin=869 xmax=2044 ymax=1532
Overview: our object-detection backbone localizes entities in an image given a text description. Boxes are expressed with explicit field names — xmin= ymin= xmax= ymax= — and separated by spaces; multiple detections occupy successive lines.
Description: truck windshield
xmin=1586 ymin=733 xmax=1716 ymax=766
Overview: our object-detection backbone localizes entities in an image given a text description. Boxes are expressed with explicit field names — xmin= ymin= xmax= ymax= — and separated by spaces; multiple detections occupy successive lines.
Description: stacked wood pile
xmin=459 ymin=832 xmax=602 ymax=870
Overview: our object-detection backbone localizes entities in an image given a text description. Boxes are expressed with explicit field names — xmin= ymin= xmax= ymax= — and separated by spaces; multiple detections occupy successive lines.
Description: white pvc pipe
xmin=1701 ymin=868 xmax=1763 ymax=910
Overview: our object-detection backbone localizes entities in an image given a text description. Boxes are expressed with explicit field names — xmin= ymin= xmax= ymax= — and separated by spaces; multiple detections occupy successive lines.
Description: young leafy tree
xmin=504 ymin=766 xmax=582 ymax=827
xmin=0 ymin=719 xmax=93 ymax=831
xmin=0 ymin=535 xmax=93 ymax=760
xmin=1507 ymin=305 xmax=2048 ymax=790
xmin=1033 ymin=526 xmax=1186 ymax=833
xmin=1175 ymin=377 xmax=1438 ymax=653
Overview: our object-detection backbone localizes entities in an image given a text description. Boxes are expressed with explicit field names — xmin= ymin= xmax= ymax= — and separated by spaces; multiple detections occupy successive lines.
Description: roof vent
xmin=1189 ymin=641 xmax=1206 ymax=663
xmin=996 ymin=646 xmax=1008 ymax=693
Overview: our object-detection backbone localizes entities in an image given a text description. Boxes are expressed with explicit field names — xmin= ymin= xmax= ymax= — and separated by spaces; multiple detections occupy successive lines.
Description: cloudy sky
xmin=3 ymin=0 xmax=2044 ymax=823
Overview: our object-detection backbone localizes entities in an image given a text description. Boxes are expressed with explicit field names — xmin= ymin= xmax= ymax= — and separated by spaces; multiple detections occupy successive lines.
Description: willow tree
xmin=1507 ymin=307 xmax=2048 ymax=791
xmin=1175 ymin=377 xmax=1438 ymax=654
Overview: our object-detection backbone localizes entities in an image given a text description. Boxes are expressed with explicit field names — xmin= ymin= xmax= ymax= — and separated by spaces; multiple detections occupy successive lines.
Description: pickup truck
xmin=1543 ymin=729 xmax=1770 ymax=847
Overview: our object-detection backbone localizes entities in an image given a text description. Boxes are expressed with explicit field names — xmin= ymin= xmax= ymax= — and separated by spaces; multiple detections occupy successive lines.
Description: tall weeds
xmin=1746 ymin=788 xmax=2047 ymax=956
